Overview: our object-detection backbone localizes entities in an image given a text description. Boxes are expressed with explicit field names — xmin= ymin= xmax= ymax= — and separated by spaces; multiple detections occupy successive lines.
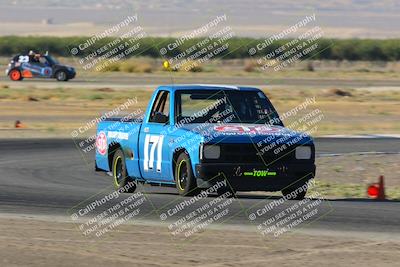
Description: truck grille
xmin=202 ymin=143 xmax=310 ymax=164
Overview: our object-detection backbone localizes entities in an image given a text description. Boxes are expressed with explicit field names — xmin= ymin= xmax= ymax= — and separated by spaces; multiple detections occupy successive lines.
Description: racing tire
xmin=281 ymin=182 xmax=308 ymax=200
xmin=9 ymin=69 xmax=23 ymax=81
xmin=55 ymin=70 xmax=68 ymax=81
xmin=175 ymin=152 xmax=198 ymax=196
xmin=112 ymin=149 xmax=137 ymax=193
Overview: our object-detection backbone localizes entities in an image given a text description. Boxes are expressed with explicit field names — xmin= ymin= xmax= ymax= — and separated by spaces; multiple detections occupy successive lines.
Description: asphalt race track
xmin=0 ymin=138 xmax=399 ymax=236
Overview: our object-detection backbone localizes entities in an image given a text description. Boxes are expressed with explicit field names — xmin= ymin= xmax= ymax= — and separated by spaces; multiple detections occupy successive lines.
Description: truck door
xmin=139 ymin=90 xmax=172 ymax=181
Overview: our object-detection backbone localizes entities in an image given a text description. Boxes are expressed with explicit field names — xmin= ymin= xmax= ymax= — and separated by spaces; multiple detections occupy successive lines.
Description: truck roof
xmin=157 ymin=84 xmax=262 ymax=92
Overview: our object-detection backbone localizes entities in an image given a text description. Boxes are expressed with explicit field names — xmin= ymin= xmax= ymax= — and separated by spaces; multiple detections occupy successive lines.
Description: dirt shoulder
xmin=1 ymin=216 xmax=399 ymax=267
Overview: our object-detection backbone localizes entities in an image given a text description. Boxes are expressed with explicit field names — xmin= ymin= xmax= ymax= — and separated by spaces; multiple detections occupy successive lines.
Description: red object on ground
xmin=377 ymin=175 xmax=386 ymax=200
xmin=367 ymin=184 xmax=379 ymax=198
xmin=367 ymin=175 xmax=386 ymax=200
xmin=15 ymin=120 xmax=25 ymax=128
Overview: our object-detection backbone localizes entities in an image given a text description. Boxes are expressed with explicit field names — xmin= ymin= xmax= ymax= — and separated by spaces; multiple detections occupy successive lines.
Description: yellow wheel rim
xmin=176 ymin=160 xmax=186 ymax=191
xmin=113 ymin=156 xmax=122 ymax=188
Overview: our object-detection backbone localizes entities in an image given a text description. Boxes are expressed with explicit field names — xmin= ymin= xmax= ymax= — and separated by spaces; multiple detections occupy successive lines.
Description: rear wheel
xmin=9 ymin=69 xmax=23 ymax=81
xmin=175 ymin=152 xmax=198 ymax=196
xmin=56 ymin=70 xmax=68 ymax=81
xmin=112 ymin=149 xmax=136 ymax=193
xmin=281 ymin=182 xmax=308 ymax=200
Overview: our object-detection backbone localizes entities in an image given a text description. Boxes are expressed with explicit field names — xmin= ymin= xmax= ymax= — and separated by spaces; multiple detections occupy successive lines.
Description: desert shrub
xmin=325 ymin=88 xmax=352 ymax=97
xmin=244 ymin=60 xmax=258 ymax=72
xmin=0 ymin=36 xmax=399 ymax=61
xmin=99 ymin=60 xmax=152 ymax=73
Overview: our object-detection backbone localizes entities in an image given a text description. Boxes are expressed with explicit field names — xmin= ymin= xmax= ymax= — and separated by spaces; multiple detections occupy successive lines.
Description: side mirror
xmin=153 ymin=112 xmax=169 ymax=124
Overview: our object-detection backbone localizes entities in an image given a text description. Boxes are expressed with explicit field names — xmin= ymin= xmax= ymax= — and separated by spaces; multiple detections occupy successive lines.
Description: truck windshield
xmin=175 ymin=90 xmax=283 ymax=126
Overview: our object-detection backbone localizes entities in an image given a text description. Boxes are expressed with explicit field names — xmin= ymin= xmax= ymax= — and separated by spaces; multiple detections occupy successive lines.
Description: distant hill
xmin=0 ymin=0 xmax=399 ymax=38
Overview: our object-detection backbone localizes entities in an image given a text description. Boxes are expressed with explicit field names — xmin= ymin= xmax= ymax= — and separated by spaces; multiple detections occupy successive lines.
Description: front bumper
xmin=195 ymin=162 xmax=316 ymax=191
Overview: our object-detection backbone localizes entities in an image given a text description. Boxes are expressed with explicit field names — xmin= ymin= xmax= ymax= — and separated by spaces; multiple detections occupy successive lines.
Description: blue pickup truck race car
xmin=95 ymin=85 xmax=315 ymax=199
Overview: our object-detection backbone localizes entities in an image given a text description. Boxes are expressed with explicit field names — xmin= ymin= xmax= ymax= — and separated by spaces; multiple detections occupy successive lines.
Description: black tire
xmin=175 ymin=152 xmax=198 ymax=196
xmin=55 ymin=70 xmax=68 ymax=81
xmin=281 ymin=183 xmax=308 ymax=200
xmin=112 ymin=149 xmax=136 ymax=193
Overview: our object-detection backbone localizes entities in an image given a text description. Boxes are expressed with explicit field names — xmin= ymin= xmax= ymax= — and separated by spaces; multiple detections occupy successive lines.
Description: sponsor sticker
xmin=243 ymin=169 xmax=277 ymax=177
xmin=96 ymin=131 xmax=107 ymax=155
xmin=107 ymin=131 xmax=129 ymax=140
xmin=214 ymin=125 xmax=280 ymax=134
xmin=43 ymin=67 xmax=52 ymax=76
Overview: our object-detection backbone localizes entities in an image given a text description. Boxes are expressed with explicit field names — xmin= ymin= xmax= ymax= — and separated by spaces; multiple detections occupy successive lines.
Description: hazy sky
xmin=0 ymin=0 xmax=399 ymax=38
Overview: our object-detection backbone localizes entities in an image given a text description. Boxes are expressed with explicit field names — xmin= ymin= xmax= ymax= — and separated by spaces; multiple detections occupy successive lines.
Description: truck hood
xmin=179 ymin=123 xmax=313 ymax=146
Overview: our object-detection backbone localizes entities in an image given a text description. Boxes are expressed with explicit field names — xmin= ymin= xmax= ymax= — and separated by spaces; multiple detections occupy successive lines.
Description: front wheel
xmin=112 ymin=149 xmax=136 ymax=193
xmin=55 ymin=70 xmax=68 ymax=81
xmin=175 ymin=152 xmax=198 ymax=196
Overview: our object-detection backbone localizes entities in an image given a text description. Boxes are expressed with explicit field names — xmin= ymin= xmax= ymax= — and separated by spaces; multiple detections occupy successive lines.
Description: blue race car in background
xmin=95 ymin=85 xmax=316 ymax=199
xmin=6 ymin=51 xmax=76 ymax=81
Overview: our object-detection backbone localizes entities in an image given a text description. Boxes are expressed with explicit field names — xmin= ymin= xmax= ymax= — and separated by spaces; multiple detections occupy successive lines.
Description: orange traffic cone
xmin=377 ymin=175 xmax=386 ymax=200
xmin=367 ymin=175 xmax=386 ymax=200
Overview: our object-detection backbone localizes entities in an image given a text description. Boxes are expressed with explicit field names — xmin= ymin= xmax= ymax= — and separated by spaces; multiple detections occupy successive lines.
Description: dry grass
xmin=263 ymin=87 xmax=400 ymax=135
xmin=100 ymin=59 xmax=153 ymax=73
xmin=313 ymin=154 xmax=400 ymax=200
xmin=3 ymin=57 xmax=400 ymax=79
xmin=1 ymin=85 xmax=399 ymax=137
